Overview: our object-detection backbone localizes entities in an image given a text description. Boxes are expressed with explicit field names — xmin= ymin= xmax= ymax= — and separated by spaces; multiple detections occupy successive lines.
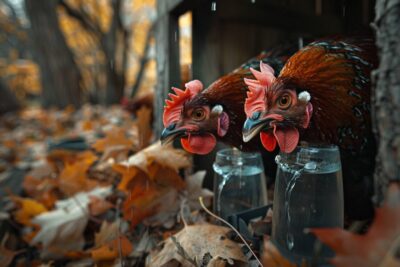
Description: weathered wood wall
xmin=372 ymin=0 xmax=400 ymax=203
xmin=155 ymin=0 xmax=375 ymax=187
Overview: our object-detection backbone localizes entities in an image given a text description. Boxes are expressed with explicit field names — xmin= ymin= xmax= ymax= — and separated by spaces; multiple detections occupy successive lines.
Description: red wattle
xmin=180 ymin=134 xmax=216 ymax=155
xmin=274 ymin=126 xmax=299 ymax=153
xmin=260 ymin=131 xmax=277 ymax=152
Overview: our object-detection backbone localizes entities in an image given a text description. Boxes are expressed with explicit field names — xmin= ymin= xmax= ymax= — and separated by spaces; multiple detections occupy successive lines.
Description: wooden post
xmin=154 ymin=0 xmax=182 ymax=138
xmin=372 ymin=0 xmax=400 ymax=203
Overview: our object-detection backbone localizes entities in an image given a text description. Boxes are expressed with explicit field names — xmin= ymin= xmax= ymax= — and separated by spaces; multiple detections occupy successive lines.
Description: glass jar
xmin=213 ymin=148 xmax=267 ymax=220
xmin=272 ymin=144 xmax=344 ymax=263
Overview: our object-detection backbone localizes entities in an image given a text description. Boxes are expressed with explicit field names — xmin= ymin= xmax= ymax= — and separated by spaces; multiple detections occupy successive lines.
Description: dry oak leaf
xmin=112 ymin=164 xmax=148 ymax=193
xmin=119 ymin=142 xmax=191 ymax=174
xmin=95 ymin=219 xmax=129 ymax=247
xmin=312 ymin=183 xmax=400 ymax=267
xmin=262 ymin=239 xmax=307 ymax=267
xmin=91 ymin=235 xmax=133 ymax=262
xmin=122 ymin=184 xmax=164 ymax=227
xmin=30 ymin=187 xmax=111 ymax=259
xmin=11 ymin=196 xmax=47 ymax=226
xmin=184 ymin=170 xmax=213 ymax=210
xmin=147 ymin=162 xmax=186 ymax=190
xmin=149 ymin=224 xmax=247 ymax=267
xmin=92 ymin=127 xmax=133 ymax=153
xmin=115 ymin=142 xmax=189 ymax=192
xmin=88 ymin=196 xmax=114 ymax=216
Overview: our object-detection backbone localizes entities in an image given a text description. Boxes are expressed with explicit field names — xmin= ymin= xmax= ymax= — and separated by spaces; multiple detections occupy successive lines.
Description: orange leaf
xmin=262 ymin=240 xmax=307 ymax=267
xmin=122 ymin=185 xmax=160 ymax=226
xmin=11 ymin=196 xmax=47 ymax=226
xmin=23 ymin=176 xmax=58 ymax=209
xmin=312 ymin=183 xmax=400 ymax=267
xmin=92 ymin=127 xmax=133 ymax=153
xmin=148 ymin=163 xmax=185 ymax=190
xmin=91 ymin=236 xmax=133 ymax=261
xmin=58 ymin=155 xmax=99 ymax=196
xmin=113 ymin=164 xmax=148 ymax=192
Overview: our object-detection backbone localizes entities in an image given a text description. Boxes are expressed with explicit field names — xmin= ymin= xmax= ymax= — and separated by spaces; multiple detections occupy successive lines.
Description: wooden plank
xmin=154 ymin=0 xmax=181 ymax=138
xmin=217 ymin=0 xmax=344 ymax=35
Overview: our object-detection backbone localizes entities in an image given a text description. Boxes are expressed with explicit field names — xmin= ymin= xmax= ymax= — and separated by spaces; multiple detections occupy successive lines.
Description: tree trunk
xmin=25 ymin=0 xmax=82 ymax=108
xmin=102 ymin=0 xmax=126 ymax=105
xmin=0 ymin=80 xmax=20 ymax=114
xmin=372 ymin=0 xmax=400 ymax=203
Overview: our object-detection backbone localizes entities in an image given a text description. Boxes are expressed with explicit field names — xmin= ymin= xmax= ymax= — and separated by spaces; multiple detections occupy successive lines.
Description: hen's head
xmin=242 ymin=62 xmax=313 ymax=153
xmin=161 ymin=80 xmax=229 ymax=155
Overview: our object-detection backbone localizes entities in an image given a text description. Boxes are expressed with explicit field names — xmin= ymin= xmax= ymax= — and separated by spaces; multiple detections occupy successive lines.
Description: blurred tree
xmin=25 ymin=0 xmax=82 ymax=108
xmin=0 ymin=79 xmax=19 ymax=114
xmin=58 ymin=0 xmax=155 ymax=105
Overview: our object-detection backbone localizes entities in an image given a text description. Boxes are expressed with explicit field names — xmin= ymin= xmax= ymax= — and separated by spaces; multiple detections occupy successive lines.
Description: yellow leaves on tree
xmin=311 ymin=183 xmax=400 ymax=267
xmin=92 ymin=127 xmax=133 ymax=153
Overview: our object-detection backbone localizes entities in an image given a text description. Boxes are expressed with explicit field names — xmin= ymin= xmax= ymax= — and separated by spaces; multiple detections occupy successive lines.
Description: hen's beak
xmin=160 ymin=123 xmax=186 ymax=145
xmin=242 ymin=117 xmax=273 ymax=143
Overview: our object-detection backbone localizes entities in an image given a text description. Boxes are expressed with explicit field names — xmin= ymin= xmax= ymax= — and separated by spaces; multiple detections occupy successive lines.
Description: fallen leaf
xmin=135 ymin=106 xmax=152 ymax=150
xmin=0 ymin=245 xmax=20 ymax=267
xmin=119 ymin=142 xmax=191 ymax=173
xmin=147 ymin=162 xmax=186 ymax=190
xmin=262 ymin=240 xmax=307 ymax=267
xmin=95 ymin=219 xmax=128 ymax=247
xmin=122 ymin=185 xmax=162 ymax=227
xmin=149 ymin=224 xmax=247 ymax=266
xmin=311 ymin=183 xmax=400 ymax=267
xmin=91 ymin=236 xmax=133 ymax=261
xmin=29 ymin=187 xmax=112 ymax=259
xmin=23 ymin=176 xmax=58 ymax=209
xmin=112 ymin=164 xmax=148 ymax=193
xmin=92 ymin=127 xmax=133 ymax=153
xmin=11 ymin=196 xmax=47 ymax=226
xmin=58 ymin=153 xmax=99 ymax=196
xmin=184 ymin=170 xmax=213 ymax=210
xmin=88 ymin=196 xmax=114 ymax=216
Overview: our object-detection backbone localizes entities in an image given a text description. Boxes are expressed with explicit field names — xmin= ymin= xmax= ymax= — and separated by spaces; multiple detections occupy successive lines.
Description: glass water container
xmin=213 ymin=148 xmax=267 ymax=220
xmin=272 ymin=144 xmax=344 ymax=262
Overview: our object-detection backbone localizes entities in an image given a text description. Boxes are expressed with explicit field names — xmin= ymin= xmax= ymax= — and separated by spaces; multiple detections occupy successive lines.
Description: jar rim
xmin=216 ymin=148 xmax=261 ymax=159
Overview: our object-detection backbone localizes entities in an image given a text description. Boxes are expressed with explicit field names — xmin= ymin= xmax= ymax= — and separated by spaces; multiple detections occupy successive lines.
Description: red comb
xmin=244 ymin=62 xmax=275 ymax=117
xmin=163 ymin=80 xmax=203 ymax=127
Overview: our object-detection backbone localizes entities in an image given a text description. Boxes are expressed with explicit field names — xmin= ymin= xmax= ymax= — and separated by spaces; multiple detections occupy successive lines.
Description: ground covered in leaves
xmin=0 ymin=105 xmax=249 ymax=266
xmin=0 ymin=105 xmax=399 ymax=267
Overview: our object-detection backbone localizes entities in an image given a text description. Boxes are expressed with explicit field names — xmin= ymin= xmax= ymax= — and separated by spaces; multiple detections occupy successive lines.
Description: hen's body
xmin=243 ymin=37 xmax=377 ymax=220
xmin=161 ymin=44 xmax=299 ymax=180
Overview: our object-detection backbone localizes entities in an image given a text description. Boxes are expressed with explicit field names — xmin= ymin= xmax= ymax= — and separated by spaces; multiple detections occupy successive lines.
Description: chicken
xmin=160 ymin=45 xmax=298 ymax=155
xmin=242 ymin=37 xmax=377 ymax=220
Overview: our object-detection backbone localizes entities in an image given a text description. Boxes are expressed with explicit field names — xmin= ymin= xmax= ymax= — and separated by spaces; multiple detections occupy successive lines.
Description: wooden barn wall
xmin=156 ymin=0 xmax=375 ymax=188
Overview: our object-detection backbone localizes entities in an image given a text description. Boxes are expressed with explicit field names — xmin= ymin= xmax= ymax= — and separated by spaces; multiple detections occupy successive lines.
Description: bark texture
xmin=25 ymin=0 xmax=82 ymax=108
xmin=0 ymin=80 xmax=20 ymax=114
xmin=372 ymin=0 xmax=400 ymax=203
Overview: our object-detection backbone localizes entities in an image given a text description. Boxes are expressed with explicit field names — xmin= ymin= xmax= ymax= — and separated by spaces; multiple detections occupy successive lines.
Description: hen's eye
xmin=192 ymin=108 xmax=206 ymax=121
xmin=277 ymin=94 xmax=292 ymax=109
